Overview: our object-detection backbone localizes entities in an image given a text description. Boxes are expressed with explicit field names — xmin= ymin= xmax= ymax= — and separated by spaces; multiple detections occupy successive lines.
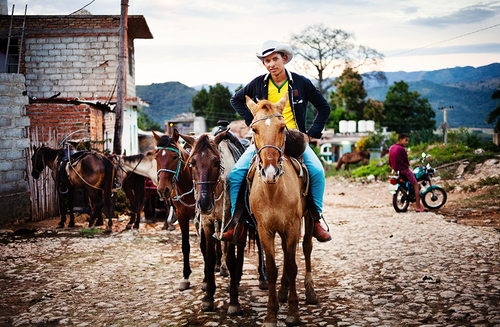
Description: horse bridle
xmin=156 ymin=146 xmax=183 ymax=182
xmin=251 ymin=114 xmax=287 ymax=175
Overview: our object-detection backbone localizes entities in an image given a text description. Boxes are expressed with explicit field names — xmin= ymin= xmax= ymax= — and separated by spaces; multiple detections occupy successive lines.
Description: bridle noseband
xmin=251 ymin=114 xmax=287 ymax=178
xmin=156 ymin=146 xmax=182 ymax=182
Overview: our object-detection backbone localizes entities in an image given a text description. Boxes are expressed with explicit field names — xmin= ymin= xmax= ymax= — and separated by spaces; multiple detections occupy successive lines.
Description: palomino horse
xmin=245 ymin=93 xmax=317 ymax=327
xmin=180 ymin=129 xmax=255 ymax=315
xmin=152 ymin=130 xmax=198 ymax=291
xmin=335 ymin=150 xmax=370 ymax=171
xmin=31 ymin=145 xmax=115 ymax=231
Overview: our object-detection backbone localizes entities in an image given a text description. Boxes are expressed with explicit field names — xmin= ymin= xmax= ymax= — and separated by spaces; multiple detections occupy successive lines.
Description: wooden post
xmin=113 ymin=0 xmax=128 ymax=154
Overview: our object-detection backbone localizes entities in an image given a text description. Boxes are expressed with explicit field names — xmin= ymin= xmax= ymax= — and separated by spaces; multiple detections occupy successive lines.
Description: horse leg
xmin=133 ymin=174 xmax=145 ymax=229
xmin=260 ymin=231 xmax=279 ymax=327
xmin=278 ymin=236 xmax=289 ymax=303
xmin=345 ymin=162 xmax=349 ymax=171
xmin=95 ymin=191 xmax=105 ymax=226
xmin=87 ymin=191 xmax=103 ymax=229
xmin=303 ymin=214 xmax=318 ymax=305
xmin=219 ymin=241 xmax=229 ymax=277
xmin=123 ymin=178 xmax=137 ymax=230
xmin=201 ymin=223 xmax=217 ymax=312
xmin=226 ymin=242 xmax=242 ymax=316
xmin=255 ymin=228 xmax=268 ymax=290
xmin=284 ymin=234 xmax=300 ymax=326
xmin=178 ymin=211 xmax=192 ymax=291
xmin=67 ymin=189 xmax=76 ymax=227
xmin=57 ymin=191 xmax=67 ymax=228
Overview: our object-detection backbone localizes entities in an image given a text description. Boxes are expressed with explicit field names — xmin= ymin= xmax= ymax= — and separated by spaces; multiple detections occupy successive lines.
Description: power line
xmin=386 ymin=22 xmax=500 ymax=58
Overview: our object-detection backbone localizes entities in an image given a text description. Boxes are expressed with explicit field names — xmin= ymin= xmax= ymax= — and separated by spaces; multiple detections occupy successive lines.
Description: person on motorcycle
xmin=388 ymin=133 xmax=426 ymax=212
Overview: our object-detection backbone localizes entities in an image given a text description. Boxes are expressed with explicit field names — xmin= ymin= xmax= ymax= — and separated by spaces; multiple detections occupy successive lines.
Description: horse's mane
xmin=188 ymin=134 xmax=218 ymax=162
xmin=123 ymin=153 xmax=145 ymax=164
xmin=156 ymin=134 xmax=175 ymax=148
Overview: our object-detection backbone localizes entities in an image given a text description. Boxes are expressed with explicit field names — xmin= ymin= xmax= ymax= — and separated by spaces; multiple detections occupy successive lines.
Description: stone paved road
xmin=1 ymin=180 xmax=499 ymax=326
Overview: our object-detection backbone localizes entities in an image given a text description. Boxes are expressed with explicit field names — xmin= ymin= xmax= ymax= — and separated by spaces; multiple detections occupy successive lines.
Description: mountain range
xmin=136 ymin=63 xmax=500 ymax=129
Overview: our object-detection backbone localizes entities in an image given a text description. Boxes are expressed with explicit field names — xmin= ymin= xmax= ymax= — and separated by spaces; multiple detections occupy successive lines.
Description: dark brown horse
xmin=245 ymin=93 xmax=317 ymax=327
xmin=179 ymin=129 xmax=265 ymax=315
xmin=335 ymin=150 xmax=370 ymax=171
xmin=31 ymin=145 xmax=115 ymax=231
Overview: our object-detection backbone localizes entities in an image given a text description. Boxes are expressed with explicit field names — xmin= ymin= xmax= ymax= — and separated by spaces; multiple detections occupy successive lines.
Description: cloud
xmin=409 ymin=3 xmax=500 ymax=27
xmin=384 ymin=43 xmax=500 ymax=57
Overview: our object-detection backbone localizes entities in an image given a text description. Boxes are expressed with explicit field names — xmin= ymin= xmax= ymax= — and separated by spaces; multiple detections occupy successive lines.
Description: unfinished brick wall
xmin=26 ymin=103 xmax=105 ymax=151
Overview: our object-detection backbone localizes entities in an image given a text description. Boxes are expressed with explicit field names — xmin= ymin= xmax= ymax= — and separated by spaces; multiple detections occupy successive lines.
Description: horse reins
xmin=156 ymin=146 xmax=195 ymax=207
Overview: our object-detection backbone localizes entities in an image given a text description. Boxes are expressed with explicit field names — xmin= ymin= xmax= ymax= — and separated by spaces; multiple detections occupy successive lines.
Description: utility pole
xmin=438 ymin=106 xmax=453 ymax=144
xmin=113 ymin=0 xmax=128 ymax=155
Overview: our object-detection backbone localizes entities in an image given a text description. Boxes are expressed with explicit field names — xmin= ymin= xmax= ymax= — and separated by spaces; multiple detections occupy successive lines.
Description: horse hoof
xmin=95 ymin=221 xmax=104 ymax=227
xmin=201 ymin=301 xmax=214 ymax=312
xmin=68 ymin=222 xmax=75 ymax=228
xmin=179 ymin=280 xmax=190 ymax=291
xmin=201 ymin=282 xmax=207 ymax=291
xmin=220 ymin=267 xmax=229 ymax=277
xmin=227 ymin=304 xmax=242 ymax=316
xmin=126 ymin=224 xmax=132 ymax=230
xmin=278 ymin=287 xmax=288 ymax=303
xmin=259 ymin=279 xmax=268 ymax=290
xmin=305 ymin=287 xmax=318 ymax=305
xmin=134 ymin=224 xmax=140 ymax=230
xmin=168 ymin=224 xmax=175 ymax=231
xmin=262 ymin=323 xmax=277 ymax=327
xmin=162 ymin=224 xmax=169 ymax=230
xmin=104 ymin=226 xmax=112 ymax=233
xmin=285 ymin=315 xmax=301 ymax=326
xmin=215 ymin=265 xmax=220 ymax=273
xmin=56 ymin=224 xmax=64 ymax=229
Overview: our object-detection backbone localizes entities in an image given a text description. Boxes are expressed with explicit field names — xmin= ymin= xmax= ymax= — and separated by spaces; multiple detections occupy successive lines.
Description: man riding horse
xmin=222 ymin=40 xmax=332 ymax=244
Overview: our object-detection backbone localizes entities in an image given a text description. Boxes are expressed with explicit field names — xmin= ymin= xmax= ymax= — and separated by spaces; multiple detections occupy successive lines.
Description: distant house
xmin=165 ymin=113 xmax=207 ymax=136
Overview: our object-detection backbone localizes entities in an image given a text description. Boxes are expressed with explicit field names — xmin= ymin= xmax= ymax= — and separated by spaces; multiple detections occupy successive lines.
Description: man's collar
xmin=263 ymin=69 xmax=294 ymax=84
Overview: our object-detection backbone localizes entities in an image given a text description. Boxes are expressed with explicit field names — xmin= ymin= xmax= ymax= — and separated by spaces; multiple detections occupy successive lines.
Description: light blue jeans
xmin=229 ymin=144 xmax=325 ymax=216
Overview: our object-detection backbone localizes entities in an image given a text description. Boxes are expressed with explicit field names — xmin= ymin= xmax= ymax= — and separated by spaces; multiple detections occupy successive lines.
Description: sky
xmin=14 ymin=0 xmax=500 ymax=87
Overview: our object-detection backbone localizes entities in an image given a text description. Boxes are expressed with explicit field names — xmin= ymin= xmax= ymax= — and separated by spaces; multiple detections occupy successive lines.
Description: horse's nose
xmin=197 ymin=191 xmax=213 ymax=214
xmin=261 ymin=164 xmax=279 ymax=184
xmin=157 ymin=187 xmax=170 ymax=199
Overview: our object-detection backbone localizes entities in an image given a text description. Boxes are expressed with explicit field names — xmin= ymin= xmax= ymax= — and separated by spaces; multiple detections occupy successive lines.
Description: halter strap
xmin=250 ymin=114 xmax=284 ymax=127
xmin=156 ymin=146 xmax=182 ymax=180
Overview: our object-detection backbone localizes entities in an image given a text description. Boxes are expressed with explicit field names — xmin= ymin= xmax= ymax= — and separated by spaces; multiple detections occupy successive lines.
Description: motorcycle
xmin=388 ymin=153 xmax=447 ymax=212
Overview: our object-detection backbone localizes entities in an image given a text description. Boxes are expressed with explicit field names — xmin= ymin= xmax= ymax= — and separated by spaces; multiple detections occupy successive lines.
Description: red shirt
xmin=388 ymin=143 xmax=410 ymax=171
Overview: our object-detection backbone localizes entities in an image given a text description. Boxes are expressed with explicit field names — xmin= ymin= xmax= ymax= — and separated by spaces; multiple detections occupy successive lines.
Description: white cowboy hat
xmin=256 ymin=40 xmax=294 ymax=64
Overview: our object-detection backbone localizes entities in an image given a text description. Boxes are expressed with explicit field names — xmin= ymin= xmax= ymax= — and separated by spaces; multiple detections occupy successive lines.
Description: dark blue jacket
xmin=230 ymin=69 xmax=331 ymax=139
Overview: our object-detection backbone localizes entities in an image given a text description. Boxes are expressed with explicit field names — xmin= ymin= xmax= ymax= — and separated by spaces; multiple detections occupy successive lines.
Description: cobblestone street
xmin=1 ymin=180 xmax=499 ymax=326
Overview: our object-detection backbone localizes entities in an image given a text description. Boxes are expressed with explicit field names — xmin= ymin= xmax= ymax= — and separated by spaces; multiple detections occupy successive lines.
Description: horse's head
xmin=246 ymin=92 xmax=288 ymax=184
xmin=153 ymin=130 xmax=184 ymax=199
xmin=31 ymin=145 xmax=45 ymax=179
xmin=181 ymin=131 xmax=228 ymax=214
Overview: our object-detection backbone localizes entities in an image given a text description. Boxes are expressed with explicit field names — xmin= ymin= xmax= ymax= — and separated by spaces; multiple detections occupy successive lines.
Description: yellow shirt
xmin=268 ymin=79 xmax=297 ymax=129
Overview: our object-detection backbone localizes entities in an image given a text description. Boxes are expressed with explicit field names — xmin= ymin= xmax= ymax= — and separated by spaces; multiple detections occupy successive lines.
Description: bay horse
xmin=245 ymin=93 xmax=317 ymax=327
xmin=151 ymin=130 xmax=199 ymax=291
xmin=335 ymin=150 xmax=370 ymax=171
xmin=180 ymin=129 xmax=267 ymax=315
xmin=31 ymin=145 xmax=115 ymax=231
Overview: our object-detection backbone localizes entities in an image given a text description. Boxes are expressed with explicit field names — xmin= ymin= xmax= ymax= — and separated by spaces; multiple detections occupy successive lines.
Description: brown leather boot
xmin=313 ymin=220 xmax=332 ymax=242
xmin=220 ymin=223 xmax=246 ymax=246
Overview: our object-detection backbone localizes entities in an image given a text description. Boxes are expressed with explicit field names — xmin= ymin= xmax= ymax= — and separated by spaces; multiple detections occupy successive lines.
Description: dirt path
xmin=1 ymin=179 xmax=499 ymax=326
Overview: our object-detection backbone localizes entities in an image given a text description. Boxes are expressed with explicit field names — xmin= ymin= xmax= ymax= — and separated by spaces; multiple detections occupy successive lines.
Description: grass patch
xmin=478 ymin=175 xmax=500 ymax=187
xmin=79 ymin=228 xmax=101 ymax=237
xmin=460 ymin=187 xmax=500 ymax=209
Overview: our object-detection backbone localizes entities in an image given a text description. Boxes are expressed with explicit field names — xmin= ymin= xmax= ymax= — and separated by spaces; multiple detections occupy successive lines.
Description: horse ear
xmin=179 ymin=132 xmax=196 ymax=147
xmin=152 ymin=131 xmax=161 ymax=142
xmin=214 ymin=129 xmax=229 ymax=146
xmin=172 ymin=128 xmax=180 ymax=143
xmin=245 ymin=96 xmax=258 ymax=116
xmin=276 ymin=92 xmax=288 ymax=113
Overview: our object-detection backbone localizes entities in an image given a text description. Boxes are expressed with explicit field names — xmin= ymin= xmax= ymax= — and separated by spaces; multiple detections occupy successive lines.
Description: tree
xmin=326 ymin=67 xmax=385 ymax=131
xmin=137 ymin=107 xmax=162 ymax=131
xmin=380 ymin=81 xmax=436 ymax=133
xmin=486 ymin=83 xmax=500 ymax=133
xmin=290 ymin=23 xmax=385 ymax=97
xmin=191 ymin=83 xmax=238 ymax=129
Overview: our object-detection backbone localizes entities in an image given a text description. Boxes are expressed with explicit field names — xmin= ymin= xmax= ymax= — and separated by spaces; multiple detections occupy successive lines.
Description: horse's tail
xmin=101 ymin=155 xmax=115 ymax=211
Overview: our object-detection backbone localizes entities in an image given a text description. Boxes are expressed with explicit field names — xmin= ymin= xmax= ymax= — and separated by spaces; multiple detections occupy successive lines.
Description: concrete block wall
xmin=0 ymin=73 xmax=31 ymax=223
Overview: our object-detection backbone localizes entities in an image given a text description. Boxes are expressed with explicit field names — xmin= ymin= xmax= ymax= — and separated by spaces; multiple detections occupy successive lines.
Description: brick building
xmin=0 ymin=8 xmax=153 ymax=223
xmin=0 ymin=10 xmax=153 ymax=154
